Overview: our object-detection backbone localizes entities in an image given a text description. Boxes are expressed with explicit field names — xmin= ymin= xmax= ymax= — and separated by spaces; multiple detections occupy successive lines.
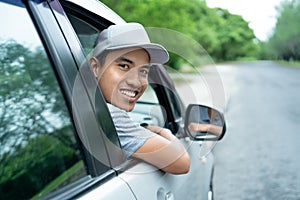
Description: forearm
xmin=133 ymin=134 xmax=190 ymax=174
xmin=134 ymin=125 xmax=190 ymax=174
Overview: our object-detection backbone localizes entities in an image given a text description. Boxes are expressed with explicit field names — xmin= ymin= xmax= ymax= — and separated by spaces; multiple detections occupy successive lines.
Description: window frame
xmin=148 ymin=65 xmax=186 ymax=133
xmin=51 ymin=0 xmax=185 ymax=173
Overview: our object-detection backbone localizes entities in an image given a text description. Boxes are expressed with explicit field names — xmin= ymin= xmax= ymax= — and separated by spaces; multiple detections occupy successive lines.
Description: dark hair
xmin=95 ymin=50 xmax=110 ymax=67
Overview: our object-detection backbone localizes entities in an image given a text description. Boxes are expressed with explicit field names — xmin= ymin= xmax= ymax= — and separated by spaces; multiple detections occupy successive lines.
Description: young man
xmin=89 ymin=23 xmax=190 ymax=174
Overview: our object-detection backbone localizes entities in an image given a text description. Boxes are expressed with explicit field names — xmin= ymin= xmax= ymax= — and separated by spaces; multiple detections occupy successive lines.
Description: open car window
xmin=130 ymin=86 xmax=166 ymax=127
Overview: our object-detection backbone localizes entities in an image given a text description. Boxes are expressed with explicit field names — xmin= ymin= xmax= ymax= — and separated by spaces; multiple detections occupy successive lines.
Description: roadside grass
xmin=276 ymin=60 xmax=300 ymax=68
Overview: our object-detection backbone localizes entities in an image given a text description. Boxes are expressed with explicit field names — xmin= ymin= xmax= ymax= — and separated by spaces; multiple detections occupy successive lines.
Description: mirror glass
xmin=185 ymin=104 xmax=226 ymax=141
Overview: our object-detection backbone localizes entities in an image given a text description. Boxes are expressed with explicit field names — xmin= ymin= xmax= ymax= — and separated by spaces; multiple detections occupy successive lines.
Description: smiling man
xmin=91 ymin=47 xmax=150 ymax=112
xmin=89 ymin=23 xmax=190 ymax=174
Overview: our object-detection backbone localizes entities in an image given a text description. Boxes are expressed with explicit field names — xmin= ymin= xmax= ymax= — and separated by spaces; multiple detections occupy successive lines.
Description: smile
xmin=120 ymin=89 xmax=138 ymax=98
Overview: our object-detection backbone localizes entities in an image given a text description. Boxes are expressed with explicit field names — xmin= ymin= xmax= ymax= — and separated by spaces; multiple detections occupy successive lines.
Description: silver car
xmin=0 ymin=0 xmax=226 ymax=199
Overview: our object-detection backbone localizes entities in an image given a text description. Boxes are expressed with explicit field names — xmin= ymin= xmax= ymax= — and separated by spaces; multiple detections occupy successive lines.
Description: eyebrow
xmin=115 ymin=57 xmax=150 ymax=68
xmin=115 ymin=57 xmax=134 ymax=64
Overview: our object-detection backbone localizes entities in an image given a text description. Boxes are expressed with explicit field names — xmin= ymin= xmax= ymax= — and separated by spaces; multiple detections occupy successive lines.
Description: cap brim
xmin=107 ymin=43 xmax=169 ymax=64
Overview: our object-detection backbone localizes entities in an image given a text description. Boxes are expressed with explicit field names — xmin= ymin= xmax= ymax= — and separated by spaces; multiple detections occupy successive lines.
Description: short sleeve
xmin=107 ymin=104 xmax=156 ymax=158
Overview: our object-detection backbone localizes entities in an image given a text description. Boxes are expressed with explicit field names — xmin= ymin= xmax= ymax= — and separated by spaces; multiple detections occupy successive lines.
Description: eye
xmin=139 ymin=68 xmax=149 ymax=76
xmin=118 ymin=63 xmax=130 ymax=70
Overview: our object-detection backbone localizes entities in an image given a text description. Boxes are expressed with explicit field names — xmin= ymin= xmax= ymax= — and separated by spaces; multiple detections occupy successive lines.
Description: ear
xmin=89 ymin=57 xmax=100 ymax=78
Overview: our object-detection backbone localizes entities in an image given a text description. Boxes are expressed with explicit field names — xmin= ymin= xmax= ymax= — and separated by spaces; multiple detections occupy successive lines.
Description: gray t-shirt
xmin=107 ymin=103 xmax=156 ymax=158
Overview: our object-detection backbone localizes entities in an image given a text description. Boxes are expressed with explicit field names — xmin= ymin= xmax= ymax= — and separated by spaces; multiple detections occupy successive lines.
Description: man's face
xmin=92 ymin=48 xmax=150 ymax=111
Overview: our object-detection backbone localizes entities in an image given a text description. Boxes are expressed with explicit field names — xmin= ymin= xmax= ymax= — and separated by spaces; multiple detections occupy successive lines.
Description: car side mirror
xmin=184 ymin=104 xmax=226 ymax=141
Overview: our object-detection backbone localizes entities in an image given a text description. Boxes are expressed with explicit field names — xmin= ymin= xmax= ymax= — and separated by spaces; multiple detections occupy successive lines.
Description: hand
xmin=146 ymin=125 xmax=175 ymax=141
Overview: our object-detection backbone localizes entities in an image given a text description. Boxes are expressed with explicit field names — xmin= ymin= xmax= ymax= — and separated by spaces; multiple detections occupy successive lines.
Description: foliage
xmin=210 ymin=9 xmax=259 ymax=61
xmin=0 ymin=40 xmax=72 ymax=152
xmin=0 ymin=134 xmax=78 ymax=199
xmin=262 ymin=0 xmax=300 ymax=60
xmin=0 ymin=40 xmax=82 ymax=199
xmin=100 ymin=0 xmax=259 ymax=68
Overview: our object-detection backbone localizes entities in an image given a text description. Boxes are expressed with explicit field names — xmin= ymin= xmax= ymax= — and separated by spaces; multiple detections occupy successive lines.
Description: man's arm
xmin=132 ymin=125 xmax=190 ymax=174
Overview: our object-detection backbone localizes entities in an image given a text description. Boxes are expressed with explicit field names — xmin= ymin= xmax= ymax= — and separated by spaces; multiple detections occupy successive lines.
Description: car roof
xmin=1 ymin=0 xmax=126 ymax=24
xmin=64 ymin=0 xmax=126 ymax=24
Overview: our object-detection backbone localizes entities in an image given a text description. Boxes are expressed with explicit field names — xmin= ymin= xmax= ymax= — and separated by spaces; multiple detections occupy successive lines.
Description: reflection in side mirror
xmin=184 ymin=104 xmax=226 ymax=141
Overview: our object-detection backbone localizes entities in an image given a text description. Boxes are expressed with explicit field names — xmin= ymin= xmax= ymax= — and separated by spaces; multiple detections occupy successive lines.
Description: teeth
xmin=121 ymin=90 xmax=136 ymax=97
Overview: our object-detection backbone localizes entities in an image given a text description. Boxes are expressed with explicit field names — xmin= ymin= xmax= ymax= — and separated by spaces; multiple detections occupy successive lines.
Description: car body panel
xmin=78 ymin=176 xmax=136 ymax=200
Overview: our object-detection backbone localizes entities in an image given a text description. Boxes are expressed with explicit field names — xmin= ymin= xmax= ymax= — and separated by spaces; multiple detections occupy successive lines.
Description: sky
xmin=206 ymin=0 xmax=285 ymax=41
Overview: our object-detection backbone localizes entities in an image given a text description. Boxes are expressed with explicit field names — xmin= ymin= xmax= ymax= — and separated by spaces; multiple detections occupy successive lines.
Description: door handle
xmin=157 ymin=188 xmax=174 ymax=200
xmin=165 ymin=191 xmax=174 ymax=200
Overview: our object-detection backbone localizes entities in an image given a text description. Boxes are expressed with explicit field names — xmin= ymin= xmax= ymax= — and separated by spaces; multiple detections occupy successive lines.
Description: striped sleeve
xmin=107 ymin=103 xmax=156 ymax=158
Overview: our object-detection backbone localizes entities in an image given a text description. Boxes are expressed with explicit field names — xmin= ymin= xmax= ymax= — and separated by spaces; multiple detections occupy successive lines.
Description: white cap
xmin=93 ymin=23 xmax=169 ymax=64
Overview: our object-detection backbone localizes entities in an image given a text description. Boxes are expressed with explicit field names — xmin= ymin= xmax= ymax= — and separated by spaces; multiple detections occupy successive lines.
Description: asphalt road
xmin=173 ymin=61 xmax=300 ymax=199
xmin=210 ymin=61 xmax=300 ymax=200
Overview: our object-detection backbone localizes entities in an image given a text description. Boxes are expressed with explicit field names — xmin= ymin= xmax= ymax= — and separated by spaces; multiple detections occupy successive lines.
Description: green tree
xmin=211 ymin=9 xmax=259 ymax=61
xmin=264 ymin=0 xmax=300 ymax=60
